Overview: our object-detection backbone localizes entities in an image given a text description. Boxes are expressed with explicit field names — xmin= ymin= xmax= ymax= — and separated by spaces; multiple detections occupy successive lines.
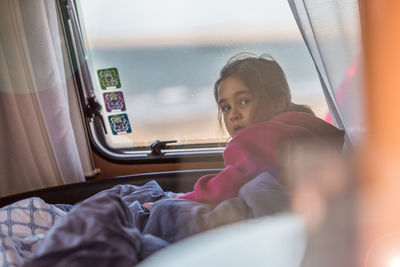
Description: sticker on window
xmin=108 ymin=114 xmax=132 ymax=135
xmin=103 ymin=91 xmax=126 ymax=112
xmin=97 ymin=67 xmax=121 ymax=89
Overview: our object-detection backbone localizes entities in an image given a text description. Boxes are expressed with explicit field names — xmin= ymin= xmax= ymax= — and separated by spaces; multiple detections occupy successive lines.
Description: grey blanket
xmin=23 ymin=172 xmax=289 ymax=266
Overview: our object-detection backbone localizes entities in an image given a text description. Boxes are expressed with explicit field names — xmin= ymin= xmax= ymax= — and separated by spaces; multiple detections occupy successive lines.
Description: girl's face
xmin=218 ymin=76 xmax=277 ymax=137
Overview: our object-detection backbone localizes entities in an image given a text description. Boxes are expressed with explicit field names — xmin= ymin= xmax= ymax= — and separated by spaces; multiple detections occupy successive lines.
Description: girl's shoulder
xmin=234 ymin=112 xmax=317 ymax=137
xmin=231 ymin=111 xmax=344 ymax=144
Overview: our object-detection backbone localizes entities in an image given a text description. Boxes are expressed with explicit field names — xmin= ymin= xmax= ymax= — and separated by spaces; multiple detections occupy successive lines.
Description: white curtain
xmin=288 ymin=0 xmax=365 ymax=148
xmin=0 ymin=0 xmax=85 ymax=197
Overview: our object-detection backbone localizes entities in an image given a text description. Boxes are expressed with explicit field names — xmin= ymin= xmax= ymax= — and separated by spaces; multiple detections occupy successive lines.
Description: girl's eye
xmin=221 ymin=105 xmax=231 ymax=113
xmin=240 ymin=99 xmax=249 ymax=105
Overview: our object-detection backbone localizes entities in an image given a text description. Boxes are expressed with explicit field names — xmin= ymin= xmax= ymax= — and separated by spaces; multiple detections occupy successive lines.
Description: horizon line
xmin=84 ymin=27 xmax=302 ymax=49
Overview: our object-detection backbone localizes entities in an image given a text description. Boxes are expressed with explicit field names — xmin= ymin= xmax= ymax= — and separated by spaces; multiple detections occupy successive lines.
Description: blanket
xmin=19 ymin=172 xmax=289 ymax=266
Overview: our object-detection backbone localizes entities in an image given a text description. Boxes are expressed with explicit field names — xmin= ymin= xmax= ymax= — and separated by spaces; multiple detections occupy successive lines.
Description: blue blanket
xmin=23 ymin=172 xmax=289 ymax=266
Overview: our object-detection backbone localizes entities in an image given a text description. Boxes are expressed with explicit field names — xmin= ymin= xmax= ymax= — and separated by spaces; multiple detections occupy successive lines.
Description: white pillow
xmin=138 ymin=213 xmax=306 ymax=267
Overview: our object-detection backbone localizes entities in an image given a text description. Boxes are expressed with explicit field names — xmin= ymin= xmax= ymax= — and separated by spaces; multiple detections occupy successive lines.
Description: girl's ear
xmin=274 ymin=97 xmax=287 ymax=114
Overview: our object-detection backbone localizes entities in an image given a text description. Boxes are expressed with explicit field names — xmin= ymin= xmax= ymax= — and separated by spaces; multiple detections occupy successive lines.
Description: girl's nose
xmin=229 ymin=106 xmax=241 ymax=121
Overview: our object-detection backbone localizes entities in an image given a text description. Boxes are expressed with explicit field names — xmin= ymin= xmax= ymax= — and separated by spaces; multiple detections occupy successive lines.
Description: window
xmin=63 ymin=0 xmax=327 ymax=159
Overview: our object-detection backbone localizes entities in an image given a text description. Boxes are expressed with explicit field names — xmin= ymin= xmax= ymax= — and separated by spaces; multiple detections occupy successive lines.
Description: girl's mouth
xmin=233 ymin=126 xmax=244 ymax=133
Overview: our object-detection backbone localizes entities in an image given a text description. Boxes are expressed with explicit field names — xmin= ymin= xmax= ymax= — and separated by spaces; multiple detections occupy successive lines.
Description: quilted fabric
xmin=0 ymin=197 xmax=66 ymax=266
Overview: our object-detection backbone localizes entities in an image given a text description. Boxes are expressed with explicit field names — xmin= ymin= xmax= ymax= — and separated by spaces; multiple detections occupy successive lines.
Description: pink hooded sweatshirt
xmin=179 ymin=112 xmax=345 ymax=204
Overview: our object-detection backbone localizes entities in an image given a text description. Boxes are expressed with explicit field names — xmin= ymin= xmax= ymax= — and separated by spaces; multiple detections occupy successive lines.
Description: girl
xmin=177 ymin=53 xmax=345 ymax=204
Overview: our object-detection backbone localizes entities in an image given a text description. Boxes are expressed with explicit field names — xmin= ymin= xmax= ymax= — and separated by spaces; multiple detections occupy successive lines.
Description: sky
xmin=78 ymin=0 xmax=301 ymax=47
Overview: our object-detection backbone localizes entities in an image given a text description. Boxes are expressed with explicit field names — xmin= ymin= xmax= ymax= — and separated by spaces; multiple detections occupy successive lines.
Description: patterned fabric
xmin=0 ymin=198 xmax=66 ymax=266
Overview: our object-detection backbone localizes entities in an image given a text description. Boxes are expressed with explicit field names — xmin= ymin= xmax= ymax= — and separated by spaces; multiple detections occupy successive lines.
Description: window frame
xmin=57 ymin=0 xmax=226 ymax=163
xmin=57 ymin=0 xmax=332 ymax=164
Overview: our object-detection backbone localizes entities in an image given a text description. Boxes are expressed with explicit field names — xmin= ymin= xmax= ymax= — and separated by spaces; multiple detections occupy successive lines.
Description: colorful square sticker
xmin=103 ymin=92 xmax=126 ymax=112
xmin=97 ymin=67 xmax=121 ymax=89
xmin=108 ymin=114 xmax=132 ymax=135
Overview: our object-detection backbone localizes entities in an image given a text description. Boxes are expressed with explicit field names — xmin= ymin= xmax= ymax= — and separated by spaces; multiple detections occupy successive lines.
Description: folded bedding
xmin=1 ymin=172 xmax=289 ymax=266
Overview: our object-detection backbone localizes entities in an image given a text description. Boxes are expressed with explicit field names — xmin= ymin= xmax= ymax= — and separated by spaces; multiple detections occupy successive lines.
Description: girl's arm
xmin=178 ymin=117 xmax=312 ymax=204
xmin=179 ymin=131 xmax=279 ymax=204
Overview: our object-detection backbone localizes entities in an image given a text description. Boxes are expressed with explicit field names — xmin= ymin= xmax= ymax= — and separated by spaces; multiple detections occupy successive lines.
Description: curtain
xmin=0 ymin=0 xmax=85 ymax=197
xmin=288 ymin=0 xmax=365 ymax=148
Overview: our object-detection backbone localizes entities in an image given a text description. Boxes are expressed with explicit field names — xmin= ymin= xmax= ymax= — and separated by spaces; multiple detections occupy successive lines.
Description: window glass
xmin=76 ymin=0 xmax=327 ymax=151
